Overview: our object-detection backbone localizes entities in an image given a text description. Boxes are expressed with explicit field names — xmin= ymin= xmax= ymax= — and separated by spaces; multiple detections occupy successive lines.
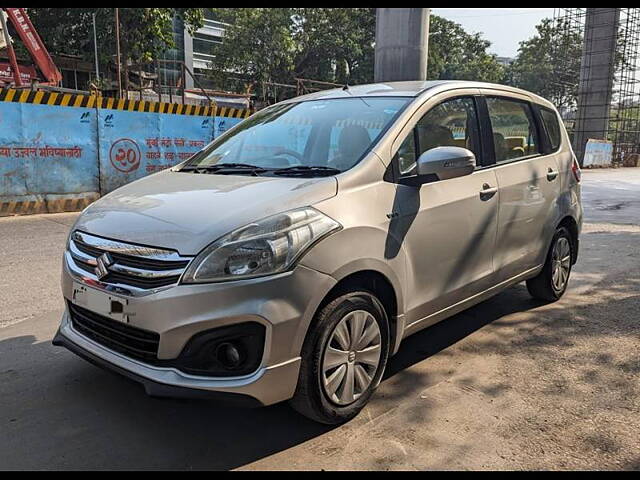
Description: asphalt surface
xmin=1 ymin=168 xmax=639 ymax=470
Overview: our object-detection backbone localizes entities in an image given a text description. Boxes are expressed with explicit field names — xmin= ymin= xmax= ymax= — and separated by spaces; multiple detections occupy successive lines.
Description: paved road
xmin=1 ymin=168 xmax=639 ymax=470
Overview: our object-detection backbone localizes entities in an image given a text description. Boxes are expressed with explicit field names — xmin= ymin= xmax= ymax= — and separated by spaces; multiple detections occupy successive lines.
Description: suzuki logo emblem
xmin=95 ymin=252 xmax=114 ymax=280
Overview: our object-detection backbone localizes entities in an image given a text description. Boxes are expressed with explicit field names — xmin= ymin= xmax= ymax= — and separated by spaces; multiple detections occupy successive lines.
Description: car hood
xmin=74 ymin=170 xmax=338 ymax=255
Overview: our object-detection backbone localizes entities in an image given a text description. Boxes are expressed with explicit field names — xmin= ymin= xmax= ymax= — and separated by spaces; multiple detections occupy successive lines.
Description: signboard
xmin=97 ymin=108 xmax=214 ymax=193
xmin=583 ymin=138 xmax=613 ymax=167
xmin=0 ymin=62 xmax=38 ymax=84
xmin=0 ymin=101 xmax=99 ymax=196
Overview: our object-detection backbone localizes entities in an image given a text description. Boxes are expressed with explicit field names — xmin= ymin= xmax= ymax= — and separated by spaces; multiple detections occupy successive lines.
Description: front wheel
xmin=527 ymin=226 xmax=573 ymax=301
xmin=289 ymin=290 xmax=390 ymax=424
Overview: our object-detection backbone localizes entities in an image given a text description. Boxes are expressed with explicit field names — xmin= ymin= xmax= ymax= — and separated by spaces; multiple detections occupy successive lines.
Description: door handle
xmin=547 ymin=168 xmax=559 ymax=181
xmin=480 ymin=183 xmax=498 ymax=200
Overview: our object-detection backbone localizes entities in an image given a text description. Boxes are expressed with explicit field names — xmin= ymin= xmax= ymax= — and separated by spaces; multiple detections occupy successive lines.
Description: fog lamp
xmin=216 ymin=342 xmax=243 ymax=369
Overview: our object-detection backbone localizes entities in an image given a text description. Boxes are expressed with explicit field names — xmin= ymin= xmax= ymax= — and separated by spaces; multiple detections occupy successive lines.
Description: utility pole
xmin=374 ymin=8 xmax=430 ymax=83
xmin=92 ymin=12 xmax=99 ymax=82
xmin=0 ymin=8 xmax=22 ymax=87
xmin=115 ymin=8 xmax=122 ymax=98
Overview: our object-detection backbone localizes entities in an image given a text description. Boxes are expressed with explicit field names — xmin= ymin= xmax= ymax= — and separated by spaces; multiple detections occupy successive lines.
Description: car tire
xmin=289 ymin=290 xmax=390 ymax=425
xmin=526 ymin=226 xmax=573 ymax=301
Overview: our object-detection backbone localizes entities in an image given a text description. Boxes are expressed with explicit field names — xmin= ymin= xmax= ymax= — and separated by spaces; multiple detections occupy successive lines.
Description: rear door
xmin=479 ymin=91 xmax=561 ymax=281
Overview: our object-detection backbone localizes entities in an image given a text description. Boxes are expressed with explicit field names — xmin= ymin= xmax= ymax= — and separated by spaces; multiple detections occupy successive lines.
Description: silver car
xmin=53 ymin=81 xmax=582 ymax=424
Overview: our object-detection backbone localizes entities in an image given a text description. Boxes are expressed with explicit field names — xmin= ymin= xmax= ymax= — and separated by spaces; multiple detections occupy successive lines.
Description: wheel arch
xmin=312 ymin=269 xmax=403 ymax=356
xmin=557 ymin=215 xmax=579 ymax=264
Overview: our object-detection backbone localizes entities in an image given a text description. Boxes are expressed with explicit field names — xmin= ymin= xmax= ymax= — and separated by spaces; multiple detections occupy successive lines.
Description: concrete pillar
xmin=374 ymin=8 xmax=430 ymax=83
xmin=573 ymin=8 xmax=620 ymax=164
xmin=183 ymin=27 xmax=195 ymax=90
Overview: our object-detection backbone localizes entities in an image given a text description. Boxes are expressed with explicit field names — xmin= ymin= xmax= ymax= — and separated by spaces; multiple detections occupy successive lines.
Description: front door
xmin=392 ymin=95 xmax=499 ymax=326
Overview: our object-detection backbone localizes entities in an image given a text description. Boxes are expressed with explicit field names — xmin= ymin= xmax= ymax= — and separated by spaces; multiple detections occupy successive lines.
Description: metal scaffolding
xmin=612 ymin=8 xmax=640 ymax=164
xmin=553 ymin=8 xmax=640 ymax=165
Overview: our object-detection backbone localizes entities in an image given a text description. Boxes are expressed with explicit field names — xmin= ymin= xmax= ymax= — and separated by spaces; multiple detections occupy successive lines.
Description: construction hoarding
xmin=0 ymin=87 xmax=252 ymax=216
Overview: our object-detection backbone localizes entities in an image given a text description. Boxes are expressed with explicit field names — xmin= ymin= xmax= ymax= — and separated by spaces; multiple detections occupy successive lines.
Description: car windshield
xmin=179 ymin=97 xmax=411 ymax=175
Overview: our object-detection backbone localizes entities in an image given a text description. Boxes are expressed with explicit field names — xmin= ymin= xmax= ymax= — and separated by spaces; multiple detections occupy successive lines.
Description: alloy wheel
xmin=551 ymin=236 xmax=571 ymax=292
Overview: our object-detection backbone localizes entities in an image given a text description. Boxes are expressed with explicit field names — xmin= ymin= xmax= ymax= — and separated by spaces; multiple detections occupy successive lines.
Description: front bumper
xmin=55 ymin=260 xmax=336 ymax=406
xmin=53 ymin=326 xmax=265 ymax=407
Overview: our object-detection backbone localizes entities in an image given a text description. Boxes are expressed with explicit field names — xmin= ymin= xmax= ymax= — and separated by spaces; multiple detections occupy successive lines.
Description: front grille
xmin=66 ymin=231 xmax=191 ymax=293
xmin=74 ymin=241 xmax=188 ymax=271
xmin=68 ymin=302 xmax=159 ymax=362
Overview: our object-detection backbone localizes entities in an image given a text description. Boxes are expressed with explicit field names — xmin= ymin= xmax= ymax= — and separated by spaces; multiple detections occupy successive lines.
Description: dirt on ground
xmin=0 ymin=168 xmax=638 ymax=470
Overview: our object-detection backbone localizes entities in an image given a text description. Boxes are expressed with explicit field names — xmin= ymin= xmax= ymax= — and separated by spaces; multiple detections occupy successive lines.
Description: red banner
xmin=0 ymin=62 xmax=37 ymax=83
xmin=5 ymin=8 xmax=62 ymax=84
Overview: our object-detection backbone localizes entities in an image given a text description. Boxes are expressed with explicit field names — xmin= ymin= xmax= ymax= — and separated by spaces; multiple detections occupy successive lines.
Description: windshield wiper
xmin=179 ymin=163 xmax=268 ymax=175
xmin=271 ymin=165 xmax=341 ymax=177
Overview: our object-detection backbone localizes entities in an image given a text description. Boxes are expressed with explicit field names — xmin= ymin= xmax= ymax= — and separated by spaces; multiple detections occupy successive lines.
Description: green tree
xmin=205 ymin=9 xmax=507 ymax=99
xmin=208 ymin=8 xmax=376 ymax=98
xmin=207 ymin=8 xmax=297 ymax=96
xmin=505 ymin=18 xmax=583 ymax=109
xmin=25 ymin=8 xmax=204 ymax=89
xmin=292 ymin=8 xmax=376 ymax=86
xmin=427 ymin=15 xmax=505 ymax=83
xmin=20 ymin=8 xmax=507 ymax=95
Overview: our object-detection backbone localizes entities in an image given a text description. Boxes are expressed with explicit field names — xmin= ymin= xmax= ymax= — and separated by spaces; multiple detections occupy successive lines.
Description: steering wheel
xmin=271 ymin=148 xmax=304 ymax=165
xmin=249 ymin=149 xmax=305 ymax=168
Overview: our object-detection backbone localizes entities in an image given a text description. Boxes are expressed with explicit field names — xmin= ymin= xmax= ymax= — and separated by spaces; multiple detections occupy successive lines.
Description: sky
xmin=431 ymin=8 xmax=556 ymax=58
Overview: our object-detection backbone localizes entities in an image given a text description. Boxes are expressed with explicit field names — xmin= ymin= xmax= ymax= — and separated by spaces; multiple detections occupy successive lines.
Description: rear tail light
xmin=571 ymin=157 xmax=581 ymax=183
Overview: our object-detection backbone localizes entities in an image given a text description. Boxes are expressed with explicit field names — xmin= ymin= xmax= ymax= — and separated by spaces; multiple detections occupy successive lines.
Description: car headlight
xmin=181 ymin=207 xmax=341 ymax=283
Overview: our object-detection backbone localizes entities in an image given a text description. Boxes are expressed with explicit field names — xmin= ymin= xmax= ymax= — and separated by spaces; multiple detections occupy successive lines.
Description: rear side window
xmin=540 ymin=107 xmax=562 ymax=151
xmin=486 ymin=97 xmax=540 ymax=164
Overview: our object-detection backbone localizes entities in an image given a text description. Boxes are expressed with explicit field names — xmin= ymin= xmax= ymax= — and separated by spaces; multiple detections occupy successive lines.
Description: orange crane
xmin=0 ymin=7 xmax=62 ymax=87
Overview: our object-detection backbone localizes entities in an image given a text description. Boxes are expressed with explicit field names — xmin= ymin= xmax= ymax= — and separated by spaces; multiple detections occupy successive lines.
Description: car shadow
xmin=0 ymin=285 xmax=549 ymax=470
xmin=384 ymin=283 xmax=546 ymax=379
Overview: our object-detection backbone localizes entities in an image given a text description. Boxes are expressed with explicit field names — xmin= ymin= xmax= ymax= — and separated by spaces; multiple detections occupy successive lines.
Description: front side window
xmin=486 ymin=97 xmax=540 ymax=163
xmin=396 ymin=131 xmax=418 ymax=175
xmin=540 ymin=107 xmax=562 ymax=151
xmin=394 ymin=96 xmax=481 ymax=177
xmin=181 ymin=97 xmax=411 ymax=175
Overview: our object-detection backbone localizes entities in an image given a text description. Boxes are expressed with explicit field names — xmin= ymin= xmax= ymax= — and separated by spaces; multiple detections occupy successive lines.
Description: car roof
xmin=281 ymin=80 xmax=555 ymax=109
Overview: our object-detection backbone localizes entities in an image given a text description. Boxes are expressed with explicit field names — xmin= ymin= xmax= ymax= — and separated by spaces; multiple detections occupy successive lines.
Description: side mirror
xmin=412 ymin=146 xmax=476 ymax=184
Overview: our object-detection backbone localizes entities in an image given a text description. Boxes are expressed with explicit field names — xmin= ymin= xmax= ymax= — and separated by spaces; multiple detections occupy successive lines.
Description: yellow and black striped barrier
xmin=0 ymin=88 xmax=253 ymax=118
xmin=0 ymin=88 xmax=97 ymax=108
xmin=94 ymin=96 xmax=217 ymax=116
xmin=0 ymin=193 xmax=100 ymax=217
xmin=216 ymin=106 xmax=252 ymax=119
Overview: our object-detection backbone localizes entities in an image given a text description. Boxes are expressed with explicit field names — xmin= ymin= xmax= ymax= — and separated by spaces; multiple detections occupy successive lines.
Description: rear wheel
xmin=527 ymin=226 xmax=573 ymax=301
xmin=289 ymin=290 xmax=390 ymax=424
